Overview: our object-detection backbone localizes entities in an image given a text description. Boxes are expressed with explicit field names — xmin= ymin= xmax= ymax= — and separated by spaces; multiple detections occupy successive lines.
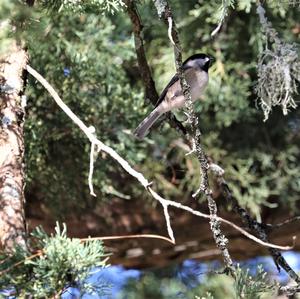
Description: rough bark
xmin=0 ymin=46 xmax=28 ymax=252
xmin=125 ymin=0 xmax=159 ymax=105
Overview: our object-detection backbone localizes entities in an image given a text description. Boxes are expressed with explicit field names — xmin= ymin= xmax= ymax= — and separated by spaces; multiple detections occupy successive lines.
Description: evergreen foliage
xmin=233 ymin=265 xmax=276 ymax=299
xmin=40 ymin=0 xmax=125 ymax=14
xmin=22 ymin=3 xmax=148 ymax=214
xmin=0 ymin=223 xmax=107 ymax=297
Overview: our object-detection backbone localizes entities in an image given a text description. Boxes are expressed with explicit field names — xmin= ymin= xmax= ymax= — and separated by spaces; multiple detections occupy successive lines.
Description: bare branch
xmin=167 ymin=17 xmax=175 ymax=46
xmin=211 ymin=22 xmax=222 ymax=37
xmin=279 ymin=284 xmax=300 ymax=296
xmin=148 ymin=187 xmax=294 ymax=251
xmin=267 ymin=216 xmax=300 ymax=230
xmin=162 ymin=203 xmax=175 ymax=243
xmin=211 ymin=0 xmax=233 ymax=37
xmin=26 ymin=64 xmax=294 ymax=254
xmin=88 ymin=136 xmax=97 ymax=197
xmin=125 ymin=0 xmax=158 ymax=104
xmin=80 ymin=234 xmax=174 ymax=244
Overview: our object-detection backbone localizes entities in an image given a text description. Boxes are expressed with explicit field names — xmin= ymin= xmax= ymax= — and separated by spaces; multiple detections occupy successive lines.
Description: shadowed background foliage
xmin=14 ymin=0 xmax=299 ymax=218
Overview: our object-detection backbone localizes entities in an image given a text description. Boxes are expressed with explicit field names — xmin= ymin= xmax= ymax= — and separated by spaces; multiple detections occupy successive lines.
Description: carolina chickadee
xmin=134 ymin=53 xmax=213 ymax=139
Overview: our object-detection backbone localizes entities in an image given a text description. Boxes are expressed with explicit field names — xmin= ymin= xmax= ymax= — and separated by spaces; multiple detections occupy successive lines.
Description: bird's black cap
xmin=183 ymin=53 xmax=215 ymax=72
xmin=183 ymin=53 xmax=214 ymax=64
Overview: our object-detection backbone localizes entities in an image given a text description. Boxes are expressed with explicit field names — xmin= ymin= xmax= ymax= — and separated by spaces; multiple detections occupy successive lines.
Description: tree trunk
xmin=0 ymin=46 xmax=28 ymax=252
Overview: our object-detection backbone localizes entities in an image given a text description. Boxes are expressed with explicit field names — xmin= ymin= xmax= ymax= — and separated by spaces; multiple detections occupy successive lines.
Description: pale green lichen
xmin=255 ymin=4 xmax=300 ymax=121
xmin=153 ymin=0 xmax=167 ymax=18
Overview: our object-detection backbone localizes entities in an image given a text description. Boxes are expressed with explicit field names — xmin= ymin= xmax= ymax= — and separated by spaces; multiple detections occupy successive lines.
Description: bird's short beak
xmin=209 ymin=55 xmax=215 ymax=64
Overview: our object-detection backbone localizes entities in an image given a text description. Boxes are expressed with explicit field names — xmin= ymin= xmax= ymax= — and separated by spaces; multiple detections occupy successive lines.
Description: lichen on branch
xmin=255 ymin=3 xmax=300 ymax=121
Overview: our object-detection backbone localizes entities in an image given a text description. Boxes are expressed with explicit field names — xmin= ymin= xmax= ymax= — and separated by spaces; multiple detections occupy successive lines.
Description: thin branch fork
xmin=267 ymin=216 xmax=300 ymax=230
xmin=25 ymin=65 xmax=294 ymax=252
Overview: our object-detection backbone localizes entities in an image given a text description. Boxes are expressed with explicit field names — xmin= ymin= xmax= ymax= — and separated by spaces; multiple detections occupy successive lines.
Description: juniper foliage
xmin=0 ymin=223 xmax=107 ymax=298
xmin=40 ymin=0 xmax=125 ymax=14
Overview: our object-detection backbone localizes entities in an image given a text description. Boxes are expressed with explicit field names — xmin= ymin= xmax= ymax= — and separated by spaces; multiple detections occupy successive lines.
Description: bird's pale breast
xmin=157 ymin=69 xmax=208 ymax=113
xmin=186 ymin=68 xmax=209 ymax=101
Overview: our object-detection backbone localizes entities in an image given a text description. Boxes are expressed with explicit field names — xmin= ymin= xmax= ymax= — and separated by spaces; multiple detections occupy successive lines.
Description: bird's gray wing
xmin=155 ymin=74 xmax=179 ymax=108
xmin=154 ymin=64 xmax=193 ymax=108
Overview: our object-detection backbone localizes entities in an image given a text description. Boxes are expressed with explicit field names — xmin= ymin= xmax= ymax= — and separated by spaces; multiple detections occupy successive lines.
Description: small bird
xmin=134 ymin=53 xmax=214 ymax=139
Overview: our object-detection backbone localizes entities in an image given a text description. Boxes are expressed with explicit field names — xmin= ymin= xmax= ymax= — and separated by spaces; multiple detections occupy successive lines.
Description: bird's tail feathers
xmin=134 ymin=108 xmax=162 ymax=139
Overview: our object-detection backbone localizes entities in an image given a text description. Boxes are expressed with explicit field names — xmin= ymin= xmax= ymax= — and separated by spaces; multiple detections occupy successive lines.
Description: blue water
xmin=61 ymin=251 xmax=300 ymax=298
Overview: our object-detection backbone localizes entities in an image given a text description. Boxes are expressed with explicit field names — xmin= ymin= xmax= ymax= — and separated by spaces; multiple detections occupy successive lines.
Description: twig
xmin=211 ymin=0 xmax=232 ymax=37
xmin=167 ymin=17 xmax=175 ymax=45
xmin=162 ymin=203 xmax=175 ymax=243
xmin=147 ymin=187 xmax=294 ymax=250
xmin=267 ymin=216 xmax=300 ymax=230
xmin=279 ymin=284 xmax=300 ymax=296
xmin=26 ymin=64 xmax=294 ymax=254
xmin=80 ymin=233 xmax=174 ymax=244
xmin=88 ymin=140 xmax=97 ymax=197
xmin=211 ymin=22 xmax=223 ymax=37
xmin=0 ymin=251 xmax=43 ymax=276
